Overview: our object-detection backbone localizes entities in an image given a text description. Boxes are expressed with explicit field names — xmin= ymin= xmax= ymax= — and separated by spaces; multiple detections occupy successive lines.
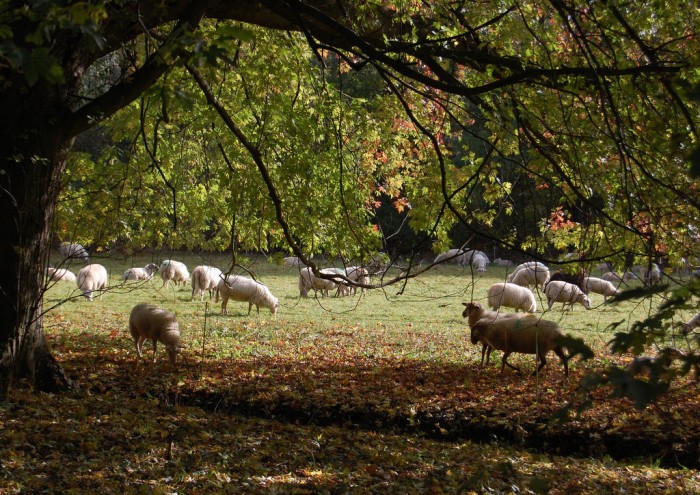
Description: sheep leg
xmin=135 ymin=337 xmax=146 ymax=358
xmin=500 ymin=352 xmax=522 ymax=373
xmin=553 ymin=346 xmax=569 ymax=377
xmin=247 ymin=303 xmax=253 ymax=316
xmin=151 ymin=339 xmax=158 ymax=362
xmin=479 ymin=344 xmax=492 ymax=367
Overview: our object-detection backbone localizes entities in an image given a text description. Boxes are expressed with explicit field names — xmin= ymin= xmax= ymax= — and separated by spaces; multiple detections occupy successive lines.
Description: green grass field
xmin=2 ymin=253 xmax=697 ymax=494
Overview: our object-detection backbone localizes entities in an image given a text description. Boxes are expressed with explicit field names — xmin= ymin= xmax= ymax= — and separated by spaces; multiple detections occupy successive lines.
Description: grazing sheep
xmin=546 ymin=269 xmax=586 ymax=292
xmin=283 ymin=256 xmax=307 ymax=267
xmin=582 ymin=276 xmax=621 ymax=301
xmin=601 ymin=271 xmax=625 ymax=285
xmin=121 ymin=263 xmax=159 ymax=282
xmin=190 ymin=265 xmax=223 ymax=301
xmin=298 ymin=267 xmax=338 ymax=297
xmin=630 ymin=264 xmax=662 ymax=285
xmin=58 ymin=242 xmax=89 ymax=263
xmin=345 ymin=266 xmax=370 ymax=294
xmin=76 ymin=264 xmax=108 ymax=301
xmin=510 ymin=265 xmax=550 ymax=289
xmin=471 ymin=316 xmax=570 ymax=376
xmin=681 ymin=312 xmax=700 ymax=334
xmin=129 ymin=303 xmax=182 ymax=365
xmin=47 ymin=267 xmax=76 ymax=282
xmin=160 ymin=259 xmax=189 ymax=288
xmin=462 ymin=301 xmax=522 ymax=366
xmin=487 ymin=283 xmax=537 ymax=313
xmin=506 ymin=261 xmax=548 ymax=282
xmin=544 ymin=280 xmax=591 ymax=310
xmin=216 ymin=275 xmax=279 ymax=315
xmin=459 ymin=249 xmax=489 ymax=268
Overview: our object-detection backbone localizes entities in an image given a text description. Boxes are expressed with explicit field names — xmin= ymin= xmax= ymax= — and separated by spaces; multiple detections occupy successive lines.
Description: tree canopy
xmin=1 ymin=0 xmax=699 ymax=393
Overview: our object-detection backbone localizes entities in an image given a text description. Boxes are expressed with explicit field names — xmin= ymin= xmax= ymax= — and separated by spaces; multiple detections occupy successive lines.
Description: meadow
xmin=1 ymin=252 xmax=698 ymax=494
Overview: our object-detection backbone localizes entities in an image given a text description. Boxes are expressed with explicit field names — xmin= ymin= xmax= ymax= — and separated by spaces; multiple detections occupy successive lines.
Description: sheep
xmin=630 ymin=264 xmax=662 ymax=285
xmin=487 ymin=282 xmax=537 ymax=313
xmin=433 ymin=248 xmax=463 ymax=264
xmin=58 ymin=242 xmax=89 ymax=263
xmin=298 ymin=267 xmax=338 ymax=297
xmin=160 ymin=259 xmax=190 ymax=288
xmin=601 ymin=271 xmax=625 ymax=285
xmin=461 ymin=301 xmax=522 ymax=366
xmin=459 ymin=249 xmax=489 ymax=268
xmin=546 ymin=269 xmax=586 ymax=292
xmin=216 ymin=275 xmax=279 ymax=315
xmin=470 ymin=316 xmax=570 ymax=376
xmin=76 ymin=264 xmax=108 ymax=301
xmin=128 ymin=303 xmax=182 ymax=365
xmin=492 ymin=258 xmax=514 ymax=267
xmin=190 ymin=265 xmax=223 ymax=301
xmin=624 ymin=348 xmax=685 ymax=380
xmin=544 ymin=280 xmax=591 ymax=311
xmin=465 ymin=252 xmax=489 ymax=273
xmin=506 ymin=261 xmax=548 ymax=282
xmin=681 ymin=312 xmax=700 ymax=334
xmin=46 ymin=267 xmax=76 ymax=282
xmin=510 ymin=265 xmax=550 ymax=289
xmin=283 ymin=256 xmax=307 ymax=267
xmin=582 ymin=276 xmax=621 ymax=301
xmin=344 ymin=266 xmax=370 ymax=294
xmin=121 ymin=263 xmax=159 ymax=282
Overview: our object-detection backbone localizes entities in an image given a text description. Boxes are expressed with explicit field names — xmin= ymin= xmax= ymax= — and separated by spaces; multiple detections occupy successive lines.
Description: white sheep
xmin=582 ymin=276 xmax=621 ymax=301
xmin=510 ymin=265 xmax=550 ymax=289
xmin=630 ymin=264 xmax=662 ymax=285
xmin=506 ymin=261 xmax=548 ymax=282
xmin=160 ymin=259 xmax=190 ymax=288
xmin=487 ymin=282 xmax=537 ymax=313
xmin=191 ymin=265 xmax=223 ymax=301
xmin=298 ymin=267 xmax=338 ymax=297
xmin=216 ymin=275 xmax=279 ymax=315
xmin=344 ymin=266 xmax=370 ymax=294
xmin=76 ymin=263 xmax=108 ymax=301
xmin=434 ymin=248 xmax=464 ymax=264
xmin=283 ymin=256 xmax=307 ymax=267
xmin=544 ymin=280 xmax=591 ymax=310
xmin=471 ymin=315 xmax=570 ymax=376
xmin=462 ymin=301 xmax=522 ymax=366
xmin=122 ymin=263 xmax=159 ymax=282
xmin=459 ymin=249 xmax=489 ymax=268
xmin=47 ymin=267 xmax=76 ymax=282
xmin=129 ymin=303 xmax=182 ymax=365
xmin=58 ymin=242 xmax=89 ymax=263
xmin=601 ymin=271 xmax=625 ymax=285
xmin=681 ymin=312 xmax=700 ymax=334
xmin=492 ymin=258 xmax=514 ymax=267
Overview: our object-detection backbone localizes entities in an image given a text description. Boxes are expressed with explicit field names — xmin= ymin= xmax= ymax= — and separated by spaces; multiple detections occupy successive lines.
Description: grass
xmin=3 ymin=252 xmax=697 ymax=493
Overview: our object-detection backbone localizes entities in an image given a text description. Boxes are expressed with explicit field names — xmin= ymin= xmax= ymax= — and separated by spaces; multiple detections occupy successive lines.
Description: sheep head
xmin=462 ymin=301 xmax=483 ymax=319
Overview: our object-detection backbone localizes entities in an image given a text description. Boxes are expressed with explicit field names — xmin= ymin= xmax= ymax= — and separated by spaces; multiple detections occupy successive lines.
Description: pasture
xmin=2 ymin=253 xmax=698 ymax=493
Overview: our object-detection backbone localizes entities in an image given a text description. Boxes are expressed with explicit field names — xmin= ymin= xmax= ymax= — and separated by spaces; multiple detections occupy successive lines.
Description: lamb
xmin=76 ymin=263 xmax=108 ymax=301
xmin=681 ymin=312 xmax=700 ymax=334
xmin=216 ymin=275 xmax=279 ymax=315
xmin=510 ymin=265 xmax=550 ymax=289
xmin=487 ymin=282 xmax=537 ymax=313
xmin=298 ymin=267 xmax=338 ymax=297
xmin=47 ymin=267 xmax=76 ymax=282
xmin=470 ymin=315 xmax=570 ymax=376
xmin=58 ymin=242 xmax=89 ymax=263
xmin=544 ymin=280 xmax=591 ymax=310
xmin=160 ymin=259 xmax=190 ymax=288
xmin=121 ymin=263 xmax=159 ymax=282
xmin=128 ymin=303 xmax=182 ymax=365
xmin=461 ymin=301 xmax=522 ymax=366
xmin=190 ymin=265 xmax=223 ymax=301
xmin=582 ymin=276 xmax=621 ymax=301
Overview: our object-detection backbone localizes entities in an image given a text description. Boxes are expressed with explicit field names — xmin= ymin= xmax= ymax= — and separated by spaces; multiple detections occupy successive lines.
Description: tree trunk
xmin=0 ymin=89 xmax=76 ymax=396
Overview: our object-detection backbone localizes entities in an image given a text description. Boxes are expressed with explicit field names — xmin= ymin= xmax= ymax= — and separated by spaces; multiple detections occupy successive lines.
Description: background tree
xmin=1 ymin=1 xmax=698 ymax=394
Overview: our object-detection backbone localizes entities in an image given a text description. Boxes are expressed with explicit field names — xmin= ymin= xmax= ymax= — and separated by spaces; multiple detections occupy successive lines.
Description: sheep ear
xmin=462 ymin=302 xmax=468 ymax=306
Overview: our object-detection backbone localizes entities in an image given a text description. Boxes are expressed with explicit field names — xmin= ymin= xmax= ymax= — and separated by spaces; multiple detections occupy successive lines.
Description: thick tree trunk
xmin=0 ymin=89 xmax=76 ymax=396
